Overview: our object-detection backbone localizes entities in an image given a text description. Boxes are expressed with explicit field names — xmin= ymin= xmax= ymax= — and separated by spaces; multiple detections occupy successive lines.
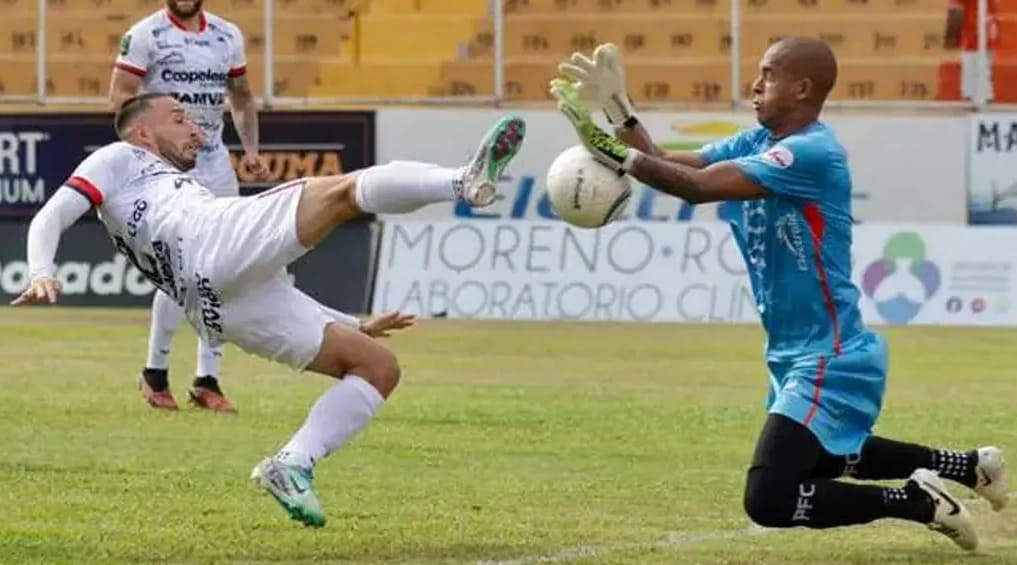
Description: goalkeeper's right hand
xmin=557 ymin=43 xmax=638 ymax=127
xmin=549 ymin=78 xmax=639 ymax=175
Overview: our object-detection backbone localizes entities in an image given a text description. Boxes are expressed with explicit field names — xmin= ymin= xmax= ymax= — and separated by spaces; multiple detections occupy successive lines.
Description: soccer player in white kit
xmin=12 ymin=93 xmax=526 ymax=527
xmin=108 ymin=0 xmax=269 ymax=413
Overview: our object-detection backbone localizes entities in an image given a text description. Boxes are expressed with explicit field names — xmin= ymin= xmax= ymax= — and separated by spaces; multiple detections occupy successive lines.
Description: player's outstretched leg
xmin=744 ymin=414 xmax=979 ymax=551
xmin=188 ymin=340 xmax=236 ymax=413
xmin=812 ymin=436 xmax=1008 ymax=511
xmin=290 ymin=115 xmax=526 ymax=252
xmin=140 ymin=290 xmax=184 ymax=410
xmin=250 ymin=323 xmax=400 ymax=528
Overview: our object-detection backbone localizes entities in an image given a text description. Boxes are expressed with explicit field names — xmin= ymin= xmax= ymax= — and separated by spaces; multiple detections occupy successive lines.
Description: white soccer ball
xmin=545 ymin=145 xmax=632 ymax=229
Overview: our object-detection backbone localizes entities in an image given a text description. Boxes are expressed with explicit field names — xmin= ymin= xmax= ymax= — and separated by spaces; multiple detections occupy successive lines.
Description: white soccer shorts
xmin=183 ymin=179 xmax=342 ymax=370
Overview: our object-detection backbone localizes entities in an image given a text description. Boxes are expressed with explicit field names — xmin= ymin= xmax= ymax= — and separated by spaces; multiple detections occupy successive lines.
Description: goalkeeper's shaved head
xmin=750 ymin=37 xmax=838 ymax=136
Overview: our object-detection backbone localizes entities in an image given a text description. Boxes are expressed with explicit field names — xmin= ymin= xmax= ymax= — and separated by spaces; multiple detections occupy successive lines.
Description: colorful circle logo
xmin=862 ymin=232 xmax=942 ymax=324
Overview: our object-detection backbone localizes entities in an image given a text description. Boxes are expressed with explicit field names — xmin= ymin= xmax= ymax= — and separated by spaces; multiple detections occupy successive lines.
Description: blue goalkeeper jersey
xmin=699 ymin=121 xmax=868 ymax=362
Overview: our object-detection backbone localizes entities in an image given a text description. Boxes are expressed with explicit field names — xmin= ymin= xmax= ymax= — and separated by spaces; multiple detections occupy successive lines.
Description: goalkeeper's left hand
xmin=549 ymin=78 xmax=639 ymax=174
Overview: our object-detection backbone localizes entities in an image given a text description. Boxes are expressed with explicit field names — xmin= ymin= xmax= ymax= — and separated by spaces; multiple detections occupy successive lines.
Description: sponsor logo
xmin=862 ymin=232 xmax=942 ymax=324
xmin=160 ymin=68 xmax=228 ymax=84
xmin=0 ymin=255 xmax=155 ymax=297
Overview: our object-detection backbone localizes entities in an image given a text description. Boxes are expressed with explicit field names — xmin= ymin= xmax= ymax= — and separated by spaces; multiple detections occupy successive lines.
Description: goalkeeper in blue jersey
xmin=550 ymin=37 xmax=1008 ymax=551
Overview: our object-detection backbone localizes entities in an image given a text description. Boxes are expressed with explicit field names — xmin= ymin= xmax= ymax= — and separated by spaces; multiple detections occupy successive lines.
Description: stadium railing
xmin=0 ymin=0 xmax=1004 ymax=110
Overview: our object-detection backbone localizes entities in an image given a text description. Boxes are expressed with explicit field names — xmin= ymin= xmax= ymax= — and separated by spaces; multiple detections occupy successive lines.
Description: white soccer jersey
xmin=63 ymin=142 xmax=318 ymax=359
xmin=65 ymin=142 xmax=217 ymax=312
xmin=114 ymin=10 xmax=246 ymax=151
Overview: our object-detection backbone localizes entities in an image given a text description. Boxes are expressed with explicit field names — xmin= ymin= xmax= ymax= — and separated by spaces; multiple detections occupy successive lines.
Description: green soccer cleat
xmin=250 ymin=457 xmax=326 ymax=528
xmin=456 ymin=115 xmax=526 ymax=207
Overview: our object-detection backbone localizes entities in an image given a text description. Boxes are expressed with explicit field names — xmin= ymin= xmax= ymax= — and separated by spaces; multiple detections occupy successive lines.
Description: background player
xmin=109 ymin=0 xmax=269 ymax=413
xmin=11 ymin=93 xmax=526 ymax=527
xmin=550 ymin=38 xmax=1008 ymax=551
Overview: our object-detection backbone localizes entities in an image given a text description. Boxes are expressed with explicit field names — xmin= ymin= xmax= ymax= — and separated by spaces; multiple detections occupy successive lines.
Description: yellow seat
xmin=227 ymin=14 xmax=350 ymax=57
xmin=743 ymin=0 xmax=947 ymax=13
xmin=351 ymin=14 xmax=477 ymax=61
xmin=0 ymin=15 xmax=132 ymax=58
xmin=312 ymin=60 xmax=444 ymax=96
xmin=469 ymin=15 xmax=731 ymax=58
xmin=244 ymin=57 xmax=323 ymax=97
xmin=504 ymin=0 xmax=731 ymax=15
xmin=741 ymin=15 xmax=949 ymax=58
xmin=0 ymin=55 xmax=114 ymax=97
xmin=436 ymin=55 xmax=942 ymax=102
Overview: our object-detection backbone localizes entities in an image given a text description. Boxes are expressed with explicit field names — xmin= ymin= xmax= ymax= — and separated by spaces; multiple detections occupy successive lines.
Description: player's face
xmin=166 ymin=0 xmax=202 ymax=18
xmin=750 ymin=47 xmax=802 ymax=128
xmin=148 ymin=99 xmax=203 ymax=171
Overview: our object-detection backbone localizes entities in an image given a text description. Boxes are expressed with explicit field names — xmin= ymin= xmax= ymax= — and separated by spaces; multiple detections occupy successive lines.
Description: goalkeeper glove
xmin=549 ymin=78 xmax=640 ymax=175
xmin=557 ymin=43 xmax=639 ymax=127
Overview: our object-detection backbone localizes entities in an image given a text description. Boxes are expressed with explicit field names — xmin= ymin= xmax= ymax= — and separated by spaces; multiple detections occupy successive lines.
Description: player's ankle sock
xmin=850 ymin=437 xmax=978 ymax=488
xmin=146 ymin=291 xmax=184 ymax=369
xmin=353 ymin=161 xmax=460 ymax=214
xmin=931 ymin=448 xmax=979 ymax=488
xmin=195 ymin=341 xmax=223 ymax=382
xmin=142 ymin=368 xmax=169 ymax=393
xmin=883 ymin=480 xmax=936 ymax=523
xmin=192 ymin=375 xmax=222 ymax=393
xmin=275 ymin=375 xmax=384 ymax=470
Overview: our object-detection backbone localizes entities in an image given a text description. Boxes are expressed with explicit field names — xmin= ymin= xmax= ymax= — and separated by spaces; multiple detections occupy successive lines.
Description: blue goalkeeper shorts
xmin=764 ymin=331 xmax=888 ymax=456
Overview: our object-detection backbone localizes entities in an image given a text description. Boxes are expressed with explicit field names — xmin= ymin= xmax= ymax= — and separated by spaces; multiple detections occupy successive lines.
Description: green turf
xmin=0 ymin=308 xmax=1015 ymax=564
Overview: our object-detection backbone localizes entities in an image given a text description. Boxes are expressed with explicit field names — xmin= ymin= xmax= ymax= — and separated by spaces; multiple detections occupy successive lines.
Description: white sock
xmin=146 ymin=291 xmax=184 ymax=369
xmin=354 ymin=160 xmax=463 ymax=214
xmin=275 ymin=375 xmax=384 ymax=470
xmin=195 ymin=340 xmax=223 ymax=379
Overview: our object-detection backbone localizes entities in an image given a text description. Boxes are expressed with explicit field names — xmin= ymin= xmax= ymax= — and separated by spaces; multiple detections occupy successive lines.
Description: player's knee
xmin=358 ymin=346 xmax=401 ymax=398
xmin=320 ymin=174 xmax=358 ymax=210
xmin=743 ymin=468 xmax=795 ymax=528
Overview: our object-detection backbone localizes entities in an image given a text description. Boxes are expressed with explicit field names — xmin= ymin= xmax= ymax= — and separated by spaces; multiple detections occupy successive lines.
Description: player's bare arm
xmin=551 ymin=79 xmax=763 ymax=204
xmin=226 ymin=74 xmax=268 ymax=179
xmin=627 ymin=154 xmax=763 ymax=204
xmin=616 ymin=122 xmax=707 ymax=168
xmin=109 ymin=68 xmax=144 ymax=110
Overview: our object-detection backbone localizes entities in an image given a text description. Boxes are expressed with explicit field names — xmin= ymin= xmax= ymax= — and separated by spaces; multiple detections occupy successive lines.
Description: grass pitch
xmin=1 ymin=308 xmax=1015 ymax=564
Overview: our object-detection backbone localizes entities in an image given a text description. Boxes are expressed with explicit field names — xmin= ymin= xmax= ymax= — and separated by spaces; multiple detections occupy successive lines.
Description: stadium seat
xmin=351 ymin=15 xmax=478 ymax=61
xmin=743 ymin=0 xmax=946 ymax=13
xmin=367 ymin=0 xmax=479 ymax=14
xmin=228 ymin=15 xmax=349 ymax=57
xmin=0 ymin=15 xmax=131 ymax=57
xmin=740 ymin=15 xmax=949 ymax=58
xmin=244 ymin=57 xmax=323 ymax=97
xmin=311 ymin=60 xmax=444 ymax=97
xmin=0 ymin=56 xmax=112 ymax=97
xmin=438 ymin=56 xmax=943 ymax=102
xmin=504 ymin=0 xmax=731 ymax=14
xmin=469 ymin=15 xmax=731 ymax=58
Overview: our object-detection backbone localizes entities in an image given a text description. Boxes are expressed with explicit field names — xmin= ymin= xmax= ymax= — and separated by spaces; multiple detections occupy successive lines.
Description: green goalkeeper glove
xmin=549 ymin=78 xmax=639 ymax=175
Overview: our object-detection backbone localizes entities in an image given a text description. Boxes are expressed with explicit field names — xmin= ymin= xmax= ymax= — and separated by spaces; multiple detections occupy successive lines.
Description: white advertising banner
xmin=372 ymin=220 xmax=1017 ymax=327
xmin=968 ymin=114 xmax=1017 ymax=225
xmin=378 ymin=109 xmax=967 ymax=225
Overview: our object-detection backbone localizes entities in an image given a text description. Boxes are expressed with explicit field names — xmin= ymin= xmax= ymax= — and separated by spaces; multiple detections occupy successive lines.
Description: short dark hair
xmin=114 ymin=92 xmax=173 ymax=139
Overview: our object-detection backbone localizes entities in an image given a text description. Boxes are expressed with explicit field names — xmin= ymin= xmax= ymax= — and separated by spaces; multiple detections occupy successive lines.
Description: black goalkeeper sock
xmin=142 ymin=368 xmax=169 ymax=392
xmin=192 ymin=375 xmax=222 ymax=393
xmin=815 ymin=436 xmax=978 ymax=488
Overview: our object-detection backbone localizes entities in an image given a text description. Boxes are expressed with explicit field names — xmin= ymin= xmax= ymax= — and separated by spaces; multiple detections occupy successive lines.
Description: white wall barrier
xmin=372 ymin=220 xmax=1017 ymax=327
xmin=378 ymin=109 xmax=968 ymax=225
